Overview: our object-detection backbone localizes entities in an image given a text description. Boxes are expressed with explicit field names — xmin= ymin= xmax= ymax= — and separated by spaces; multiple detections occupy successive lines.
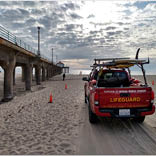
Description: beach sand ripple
xmin=0 ymin=74 xmax=84 ymax=154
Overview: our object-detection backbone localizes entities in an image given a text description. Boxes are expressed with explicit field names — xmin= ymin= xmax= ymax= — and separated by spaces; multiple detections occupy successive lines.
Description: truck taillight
xmin=94 ymin=92 xmax=99 ymax=106
xmin=151 ymin=90 xmax=155 ymax=104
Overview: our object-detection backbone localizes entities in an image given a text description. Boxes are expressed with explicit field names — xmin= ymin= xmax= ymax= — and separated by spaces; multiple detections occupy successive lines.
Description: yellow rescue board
xmin=108 ymin=64 xmax=134 ymax=68
xmin=114 ymin=59 xmax=146 ymax=64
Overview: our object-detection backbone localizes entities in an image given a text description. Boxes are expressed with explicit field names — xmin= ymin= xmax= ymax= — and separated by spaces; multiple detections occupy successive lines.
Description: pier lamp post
xmin=37 ymin=26 xmax=40 ymax=56
xmin=56 ymin=55 xmax=58 ymax=63
xmin=52 ymin=48 xmax=53 ymax=64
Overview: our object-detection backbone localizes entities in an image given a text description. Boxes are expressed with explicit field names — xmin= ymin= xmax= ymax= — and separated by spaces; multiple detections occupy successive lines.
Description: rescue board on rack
xmin=91 ymin=58 xmax=148 ymax=69
xmin=114 ymin=59 xmax=146 ymax=64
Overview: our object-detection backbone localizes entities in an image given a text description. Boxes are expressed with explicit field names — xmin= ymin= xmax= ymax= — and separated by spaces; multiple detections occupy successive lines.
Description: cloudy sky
xmin=0 ymin=1 xmax=156 ymax=74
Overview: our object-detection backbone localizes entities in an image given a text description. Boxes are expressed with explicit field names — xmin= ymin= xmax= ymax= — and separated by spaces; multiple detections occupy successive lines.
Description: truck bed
xmin=97 ymin=87 xmax=151 ymax=108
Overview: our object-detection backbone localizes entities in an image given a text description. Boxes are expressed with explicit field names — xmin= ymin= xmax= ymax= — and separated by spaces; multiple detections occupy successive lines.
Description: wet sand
xmin=0 ymin=74 xmax=156 ymax=154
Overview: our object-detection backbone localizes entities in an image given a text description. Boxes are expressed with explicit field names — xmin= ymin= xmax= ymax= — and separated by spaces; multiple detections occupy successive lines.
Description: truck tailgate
xmin=98 ymin=87 xmax=151 ymax=108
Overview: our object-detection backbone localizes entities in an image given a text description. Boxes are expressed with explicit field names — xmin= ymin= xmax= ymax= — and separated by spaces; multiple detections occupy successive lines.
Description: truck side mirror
xmin=82 ymin=77 xmax=88 ymax=81
xmin=133 ymin=79 xmax=140 ymax=83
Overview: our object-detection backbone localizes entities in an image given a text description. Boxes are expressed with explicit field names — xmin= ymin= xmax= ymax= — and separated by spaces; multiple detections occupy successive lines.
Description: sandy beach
xmin=0 ymin=74 xmax=85 ymax=154
xmin=0 ymin=74 xmax=156 ymax=154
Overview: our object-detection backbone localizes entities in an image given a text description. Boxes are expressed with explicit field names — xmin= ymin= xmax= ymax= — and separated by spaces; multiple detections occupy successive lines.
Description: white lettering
xmin=129 ymin=90 xmax=136 ymax=93
xmin=119 ymin=90 xmax=128 ymax=93
xmin=104 ymin=91 xmax=115 ymax=93
xmin=137 ymin=90 xmax=146 ymax=93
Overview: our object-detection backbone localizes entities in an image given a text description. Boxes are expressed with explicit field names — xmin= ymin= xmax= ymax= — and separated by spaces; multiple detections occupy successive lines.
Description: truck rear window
xmin=97 ymin=71 xmax=130 ymax=87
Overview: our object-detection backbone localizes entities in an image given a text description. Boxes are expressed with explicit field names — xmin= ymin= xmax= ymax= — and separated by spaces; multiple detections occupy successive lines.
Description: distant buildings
xmin=56 ymin=61 xmax=64 ymax=68
xmin=56 ymin=61 xmax=69 ymax=73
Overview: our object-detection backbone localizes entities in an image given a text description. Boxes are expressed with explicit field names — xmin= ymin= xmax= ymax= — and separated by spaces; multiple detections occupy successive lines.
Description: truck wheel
xmin=134 ymin=116 xmax=145 ymax=123
xmin=88 ymin=105 xmax=98 ymax=124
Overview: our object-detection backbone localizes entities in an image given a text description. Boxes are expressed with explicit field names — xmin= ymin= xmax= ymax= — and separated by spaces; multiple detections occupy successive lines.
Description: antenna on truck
xmin=135 ymin=48 xmax=150 ymax=64
xmin=135 ymin=48 xmax=140 ymax=59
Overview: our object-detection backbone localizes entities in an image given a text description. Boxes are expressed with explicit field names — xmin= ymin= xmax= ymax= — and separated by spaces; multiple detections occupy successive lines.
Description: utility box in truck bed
xmin=82 ymin=55 xmax=155 ymax=124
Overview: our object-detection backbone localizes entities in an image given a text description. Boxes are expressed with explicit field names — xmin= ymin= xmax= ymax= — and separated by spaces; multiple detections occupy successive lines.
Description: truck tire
xmin=88 ymin=104 xmax=98 ymax=124
xmin=134 ymin=116 xmax=145 ymax=123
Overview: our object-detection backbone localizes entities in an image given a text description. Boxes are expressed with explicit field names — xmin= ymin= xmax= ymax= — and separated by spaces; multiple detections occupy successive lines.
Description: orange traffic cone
xmin=152 ymin=80 xmax=154 ymax=86
xmin=65 ymin=84 xmax=67 ymax=89
xmin=49 ymin=93 xmax=53 ymax=103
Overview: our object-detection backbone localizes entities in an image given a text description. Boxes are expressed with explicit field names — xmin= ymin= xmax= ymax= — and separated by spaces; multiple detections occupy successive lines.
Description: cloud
xmin=87 ymin=14 xmax=95 ymax=18
xmin=26 ymin=18 xmax=37 ymax=26
xmin=107 ymin=32 xmax=116 ymax=36
xmin=22 ymin=1 xmax=37 ymax=7
xmin=124 ymin=27 xmax=129 ymax=31
xmin=58 ymin=46 xmax=96 ymax=60
xmin=30 ymin=9 xmax=43 ymax=15
xmin=105 ymin=26 xmax=116 ymax=30
xmin=64 ymin=24 xmax=76 ymax=31
xmin=61 ymin=2 xmax=80 ymax=11
xmin=38 ymin=16 xmax=52 ymax=29
xmin=0 ymin=1 xmax=10 ymax=6
xmin=0 ymin=1 xmax=156 ymax=74
xmin=18 ymin=8 xmax=29 ymax=16
xmin=117 ymin=22 xmax=124 ymax=25
xmin=69 ymin=13 xmax=82 ymax=19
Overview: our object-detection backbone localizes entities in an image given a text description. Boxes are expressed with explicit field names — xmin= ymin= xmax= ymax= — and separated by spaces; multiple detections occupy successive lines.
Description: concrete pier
xmin=25 ymin=64 xmax=32 ymax=90
xmin=0 ymin=37 xmax=62 ymax=101
xmin=46 ymin=68 xmax=49 ymax=80
xmin=35 ymin=65 xmax=41 ymax=85
xmin=42 ymin=67 xmax=46 ymax=81
xmin=1 ymin=53 xmax=16 ymax=101
xmin=22 ymin=66 xmax=26 ymax=82
xmin=13 ymin=67 xmax=16 ymax=85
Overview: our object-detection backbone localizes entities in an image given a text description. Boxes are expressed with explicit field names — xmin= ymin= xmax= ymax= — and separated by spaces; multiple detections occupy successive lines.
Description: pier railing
xmin=0 ymin=25 xmax=52 ymax=63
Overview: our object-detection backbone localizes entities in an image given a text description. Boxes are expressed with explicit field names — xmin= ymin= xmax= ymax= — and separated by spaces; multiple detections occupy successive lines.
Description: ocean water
xmin=69 ymin=69 xmax=155 ymax=75
xmin=0 ymin=67 xmax=90 ymax=75
xmin=0 ymin=66 xmax=155 ymax=75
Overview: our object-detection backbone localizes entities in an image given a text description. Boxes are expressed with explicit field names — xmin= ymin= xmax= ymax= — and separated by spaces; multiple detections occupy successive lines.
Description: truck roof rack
xmin=90 ymin=49 xmax=149 ymax=86
xmin=94 ymin=57 xmax=130 ymax=62
xmin=91 ymin=59 xmax=147 ymax=68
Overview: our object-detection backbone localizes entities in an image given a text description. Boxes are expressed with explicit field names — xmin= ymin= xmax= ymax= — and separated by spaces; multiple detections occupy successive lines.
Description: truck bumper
xmin=94 ymin=105 xmax=155 ymax=118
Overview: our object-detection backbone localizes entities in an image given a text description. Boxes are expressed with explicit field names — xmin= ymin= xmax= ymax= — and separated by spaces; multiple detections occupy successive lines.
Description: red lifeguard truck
xmin=83 ymin=49 xmax=155 ymax=123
